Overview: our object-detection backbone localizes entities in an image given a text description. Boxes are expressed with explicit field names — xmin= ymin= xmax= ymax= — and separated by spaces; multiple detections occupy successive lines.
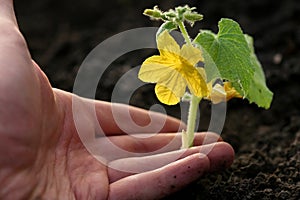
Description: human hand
xmin=0 ymin=0 xmax=234 ymax=199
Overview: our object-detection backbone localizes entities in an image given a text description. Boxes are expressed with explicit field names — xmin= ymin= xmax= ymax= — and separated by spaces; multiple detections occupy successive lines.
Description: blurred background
xmin=14 ymin=0 xmax=300 ymax=199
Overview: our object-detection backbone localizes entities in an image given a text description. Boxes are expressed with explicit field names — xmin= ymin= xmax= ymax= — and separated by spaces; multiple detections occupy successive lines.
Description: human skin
xmin=0 ymin=0 xmax=234 ymax=199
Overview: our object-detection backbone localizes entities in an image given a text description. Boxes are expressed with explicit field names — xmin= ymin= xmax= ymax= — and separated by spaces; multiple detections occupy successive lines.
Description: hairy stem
xmin=181 ymin=95 xmax=201 ymax=148
xmin=178 ymin=21 xmax=192 ymax=45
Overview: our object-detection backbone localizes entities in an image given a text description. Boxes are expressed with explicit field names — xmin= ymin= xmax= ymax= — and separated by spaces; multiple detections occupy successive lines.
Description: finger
xmin=0 ymin=0 xmax=17 ymax=25
xmin=108 ymin=153 xmax=210 ymax=200
xmin=108 ymin=146 xmax=201 ymax=183
xmin=104 ymin=132 xmax=221 ymax=154
xmin=0 ymin=0 xmax=31 ymax=70
xmin=92 ymin=100 xmax=186 ymax=136
xmin=93 ymin=132 xmax=221 ymax=162
xmin=108 ymin=141 xmax=233 ymax=183
xmin=204 ymin=141 xmax=235 ymax=172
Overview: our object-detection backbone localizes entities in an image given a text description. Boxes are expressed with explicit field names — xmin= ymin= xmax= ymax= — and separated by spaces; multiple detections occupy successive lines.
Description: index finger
xmin=91 ymin=99 xmax=186 ymax=136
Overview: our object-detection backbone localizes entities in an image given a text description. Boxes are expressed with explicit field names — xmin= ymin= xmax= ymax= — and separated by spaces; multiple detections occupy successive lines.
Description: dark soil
xmin=15 ymin=0 xmax=299 ymax=199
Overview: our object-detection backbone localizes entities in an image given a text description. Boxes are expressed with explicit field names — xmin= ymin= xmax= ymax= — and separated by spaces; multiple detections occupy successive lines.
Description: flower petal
xmin=206 ymin=82 xmax=242 ymax=104
xmin=197 ymin=67 xmax=207 ymax=81
xmin=155 ymin=70 xmax=186 ymax=105
xmin=224 ymin=82 xmax=242 ymax=100
xmin=138 ymin=55 xmax=175 ymax=83
xmin=211 ymin=83 xmax=226 ymax=104
xmin=181 ymin=65 xmax=208 ymax=98
xmin=180 ymin=44 xmax=203 ymax=66
xmin=157 ymin=31 xmax=180 ymax=57
xmin=155 ymin=84 xmax=180 ymax=105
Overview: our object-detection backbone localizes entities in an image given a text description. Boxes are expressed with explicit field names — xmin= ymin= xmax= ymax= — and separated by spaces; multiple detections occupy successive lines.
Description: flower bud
xmin=184 ymin=12 xmax=203 ymax=22
xmin=143 ymin=8 xmax=162 ymax=19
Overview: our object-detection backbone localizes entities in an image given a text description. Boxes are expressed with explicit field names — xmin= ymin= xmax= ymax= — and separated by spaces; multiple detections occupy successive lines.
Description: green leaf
xmin=245 ymin=35 xmax=273 ymax=108
xmin=194 ymin=18 xmax=254 ymax=97
xmin=156 ymin=21 xmax=178 ymax=38
xmin=194 ymin=18 xmax=273 ymax=108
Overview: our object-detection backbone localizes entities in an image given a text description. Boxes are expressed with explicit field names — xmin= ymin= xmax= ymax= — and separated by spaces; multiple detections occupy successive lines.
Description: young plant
xmin=138 ymin=5 xmax=273 ymax=148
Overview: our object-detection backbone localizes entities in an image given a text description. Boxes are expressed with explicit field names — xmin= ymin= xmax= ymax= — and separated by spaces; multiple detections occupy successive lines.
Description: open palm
xmin=0 ymin=1 xmax=234 ymax=199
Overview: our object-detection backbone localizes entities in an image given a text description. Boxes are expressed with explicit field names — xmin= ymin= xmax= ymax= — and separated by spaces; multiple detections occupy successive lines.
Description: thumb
xmin=0 ymin=0 xmax=18 ymax=26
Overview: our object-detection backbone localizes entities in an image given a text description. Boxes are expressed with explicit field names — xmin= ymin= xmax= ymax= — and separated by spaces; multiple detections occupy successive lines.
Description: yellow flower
xmin=138 ymin=31 xmax=208 ymax=105
xmin=207 ymin=81 xmax=242 ymax=104
xmin=197 ymin=68 xmax=242 ymax=104
xmin=223 ymin=82 xmax=242 ymax=101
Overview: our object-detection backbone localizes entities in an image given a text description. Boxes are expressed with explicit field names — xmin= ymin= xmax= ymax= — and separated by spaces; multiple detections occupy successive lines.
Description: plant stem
xmin=178 ymin=21 xmax=192 ymax=45
xmin=177 ymin=20 xmax=202 ymax=148
xmin=182 ymin=95 xmax=201 ymax=148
